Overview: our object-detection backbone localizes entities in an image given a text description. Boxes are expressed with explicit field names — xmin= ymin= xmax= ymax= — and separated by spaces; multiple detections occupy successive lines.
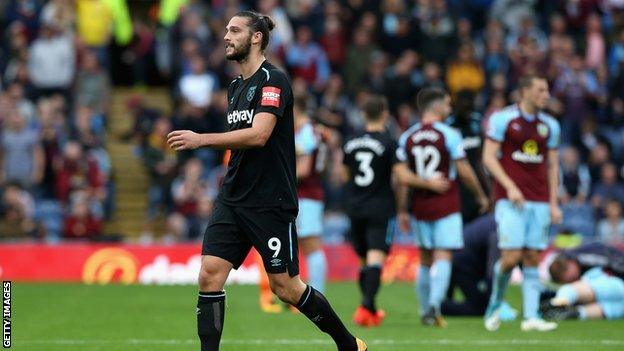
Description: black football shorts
xmin=202 ymin=201 xmax=299 ymax=277
xmin=347 ymin=214 xmax=393 ymax=258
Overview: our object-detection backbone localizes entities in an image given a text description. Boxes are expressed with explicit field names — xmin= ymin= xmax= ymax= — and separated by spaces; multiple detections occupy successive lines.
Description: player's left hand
xmin=167 ymin=130 xmax=203 ymax=150
xmin=550 ymin=205 xmax=563 ymax=224
xmin=397 ymin=211 xmax=411 ymax=234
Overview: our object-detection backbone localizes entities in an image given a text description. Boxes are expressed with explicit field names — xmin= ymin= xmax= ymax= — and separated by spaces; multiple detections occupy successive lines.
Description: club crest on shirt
xmin=537 ymin=123 xmax=548 ymax=138
xmin=246 ymin=86 xmax=257 ymax=101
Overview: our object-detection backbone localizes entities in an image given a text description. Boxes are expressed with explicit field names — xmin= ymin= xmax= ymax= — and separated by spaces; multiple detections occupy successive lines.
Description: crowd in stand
xmin=2 ymin=0 xmax=624 ymax=246
xmin=0 ymin=0 xmax=114 ymax=241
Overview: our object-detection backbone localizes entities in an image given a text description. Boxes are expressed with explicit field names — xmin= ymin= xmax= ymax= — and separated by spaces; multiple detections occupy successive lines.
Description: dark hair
xmin=416 ymin=87 xmax=447 ymax=113
xmin=363 ymin=95 xmax=388 ymax=122
xmin=293 ymin=94 xmax=308 ymax=112
xmin=518 ymin=74 xmax=545 ymax=91
xmin=549 ymin=255 xmax=569 ymax=284
xmin=235 ymin=11 xmax=275 ymax=51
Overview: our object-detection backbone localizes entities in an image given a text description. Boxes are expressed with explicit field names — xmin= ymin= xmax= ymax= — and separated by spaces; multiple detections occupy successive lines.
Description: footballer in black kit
xmin=343 ymin=131 xmax=398 ymax=257
xmin=167 ymin=11 xmax=366 ymax=351
xmin=341 ymin=95 xmax=399 ymax=327
xmin=205 ymin=60 xmax=300 ymax=276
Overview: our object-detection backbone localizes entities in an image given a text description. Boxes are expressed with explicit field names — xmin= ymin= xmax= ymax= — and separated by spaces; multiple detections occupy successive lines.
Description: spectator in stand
xmin=361 ymin=52 xmax=389 ymax=95
xmin=28 ymin=23 xmax=75 ymax=100
xmin=597 ymin=198 xmax=624 ymax=245
xmin=491 ymin=0 xmax=539 ymax=31
xmin=560 ymin=146 xmax=592 ymax=205
xmin=414 ymin=0 xmax=455 ymax=64
xmin=505 ymin=15 xmax=547 ymax=55
xmin=170 ymin=158 xmax=212 ymax=230
xmin=380 ymin=3 xmax=414 ymax=57
xmin=482 ymin=34 xmax=510 ymax=79
xmin=560 ymin=0 xmax=601 ymax=43
xmin=258 ymin=0 xmax=294 ymax=54
xmin=0 ymin=108 xmax=43 ymax=189
xmin=421 ymin=61 xmax=445 ymax=90
xmin=76 ymin=0 xmax=113 ymax=67
xmin=38 ymin=100 xmax=65 ymax=199
xmin=446 ymin=42 xmax=486 ymax=96
xmin=6 ymin=81 xmax=37 ymax=126
xmin=286 ymin=25 xmax=330 ymax=91
xmin=143 ymin=117 xmax=177 ymax=228
xmin=72 ymin=105 xmax=105 ymax=148
xmin=576 ymin=117 xmax=610 ymax=163
xmin=584 ymin=13 xmax=606 ymax=71
xmin=554 ymin=54 xmax=602 ymax=144
xmin=75 ymin=50 xmax=110 ymax=116
xmin=54 ymin=141 xmax=104 ymax=206
xmin=609 ymin=29 xmax=624 ymax=77
xmin=318 ymin=74 xmax=351 ymax=134
xmin=0 ymin=182 xmax=38 ymax=239
xmin=121 ymin=95 xmax=162 ymax=145
xmin=344 ymin=26 xmax=378 ymax=96
xmin=591 ymin=162 xmax=624 ymax=211
xmin=383 ymin=50 xmax=419 ymax=113
xmin=186 ymin=195 xmax=214 ymax=240
xmin=63 ymin=190 xmax=102 ymax=240
xmin=319 ymin=14 xmax=347 ymax=71
xmin=178 ymin=55 xmax=219 ymax=109
xmin=41 ymin=0 xmax=75 ymax=33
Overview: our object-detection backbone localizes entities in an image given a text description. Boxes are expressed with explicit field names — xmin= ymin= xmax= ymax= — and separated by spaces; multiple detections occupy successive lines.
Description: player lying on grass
xmin=541 ymin=242 xmax=624 ymax=321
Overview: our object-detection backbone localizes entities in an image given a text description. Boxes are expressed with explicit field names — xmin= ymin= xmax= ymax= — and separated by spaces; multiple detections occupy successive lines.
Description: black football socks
xmin=197 ymin=291 xmax=226 ymax=351
xmin=362 ymin=265 xmax=381 ymax=313
xmin=358 ymin=267 xmax=366 ymax=296
xmin=296 ymin=285 xmax=357 ymax=351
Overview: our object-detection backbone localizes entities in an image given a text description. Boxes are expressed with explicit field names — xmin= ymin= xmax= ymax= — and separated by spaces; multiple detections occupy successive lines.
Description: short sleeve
xmin=295 ymin=123 xmax=318 ymax=155
xmin=396 ymin=130 xmax=409 ymax=162
xmin=254 ymin=71 xmax=291 ymax=118
xmin=445 ymin=129 xmax=466 ymax=160
xmin=546 ymin=117 xmax=561 ymax=149
xmin=486 ymin=112 xmax=508 ymax=142
xmin=342 ymin=140 xmax=351 ymax=165
xmin=389 ymin=138 xmax=400 ymax=165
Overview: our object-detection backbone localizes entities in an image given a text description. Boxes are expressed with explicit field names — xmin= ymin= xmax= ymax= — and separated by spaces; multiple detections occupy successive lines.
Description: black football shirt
xmin=218 ymin=61 xmax=297 ymax=211
xmin=342 ymin=130 xmax=398 ymax=216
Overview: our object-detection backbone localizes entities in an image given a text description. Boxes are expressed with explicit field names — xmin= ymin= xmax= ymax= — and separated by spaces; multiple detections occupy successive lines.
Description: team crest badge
xmin=537 ymin=123 xmax=548 ymax=137
xmin=246 ymin=86 xmax=257 ymax=101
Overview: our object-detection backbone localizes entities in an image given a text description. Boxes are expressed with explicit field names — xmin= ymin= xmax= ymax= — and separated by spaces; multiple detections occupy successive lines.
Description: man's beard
xmin=225 ymin=38 xmax=252 ymax=62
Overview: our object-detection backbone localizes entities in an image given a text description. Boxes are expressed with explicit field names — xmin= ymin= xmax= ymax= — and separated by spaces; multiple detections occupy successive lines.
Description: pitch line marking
xmin=19 ymin=338 xmax=624 ymax=346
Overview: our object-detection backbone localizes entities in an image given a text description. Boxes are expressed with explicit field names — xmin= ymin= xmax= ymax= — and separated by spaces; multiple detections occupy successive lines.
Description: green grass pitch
xmin=11 ymin=282 xmax=624 ymax=351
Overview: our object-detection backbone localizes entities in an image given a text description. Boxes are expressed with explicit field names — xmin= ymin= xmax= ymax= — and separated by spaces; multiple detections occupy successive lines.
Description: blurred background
xmin=1 ymin=0 xmax=624 ymax=252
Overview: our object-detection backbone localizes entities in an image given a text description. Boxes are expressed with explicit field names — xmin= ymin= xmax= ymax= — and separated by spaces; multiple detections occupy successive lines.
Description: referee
xmin=167 ymin=11 xmax=367 ymax=351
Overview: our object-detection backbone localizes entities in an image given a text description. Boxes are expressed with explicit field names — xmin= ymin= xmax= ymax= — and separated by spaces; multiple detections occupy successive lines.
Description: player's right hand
xmin=477 ymin=195 xmax=490 ymax=214
xmin=506 ymin=185 xmax=525 ymax=207
xmin=426 ymin=177 xmax=451 ymax=194
xmin=398 ymin=212 xmax=411 ymax=234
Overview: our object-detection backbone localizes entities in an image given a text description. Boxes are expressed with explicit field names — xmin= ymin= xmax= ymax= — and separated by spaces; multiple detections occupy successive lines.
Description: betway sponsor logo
xmin=227 ymin=109 xmax=254 ymax=125
xmin=511 ymin=151 xmax=543 ymax=163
